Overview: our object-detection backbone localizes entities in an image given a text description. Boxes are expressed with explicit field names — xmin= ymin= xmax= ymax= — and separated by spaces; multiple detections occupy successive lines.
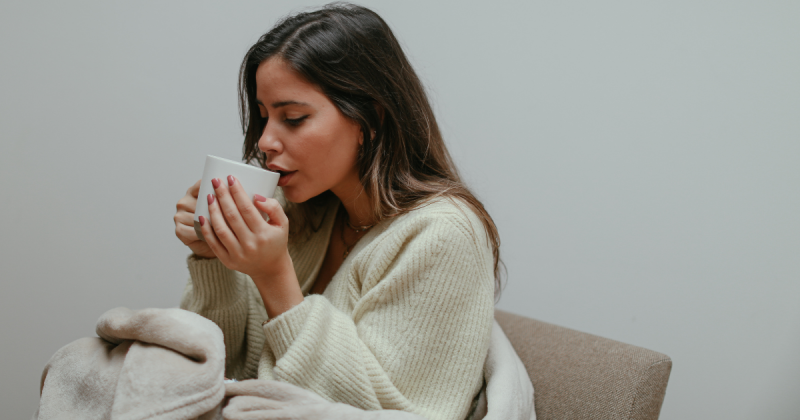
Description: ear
xmin=358 ymin=128 xmax=367 ymax=146
xmin=365 ymin=102 xmax=385 ymax=144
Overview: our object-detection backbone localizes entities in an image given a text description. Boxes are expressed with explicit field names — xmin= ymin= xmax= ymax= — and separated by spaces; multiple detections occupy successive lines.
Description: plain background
xmin=1 ymin=1 xmax=798 ymax=418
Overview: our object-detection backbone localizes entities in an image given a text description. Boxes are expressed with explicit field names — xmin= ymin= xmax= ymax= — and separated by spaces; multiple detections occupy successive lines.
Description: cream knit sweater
xmin=180 ymin=195 xmax=496 ymax=420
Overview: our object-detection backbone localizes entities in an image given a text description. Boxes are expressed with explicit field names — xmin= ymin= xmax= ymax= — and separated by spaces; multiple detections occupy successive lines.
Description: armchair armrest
xmin=495 ymin=310 xmax=671 ymax=420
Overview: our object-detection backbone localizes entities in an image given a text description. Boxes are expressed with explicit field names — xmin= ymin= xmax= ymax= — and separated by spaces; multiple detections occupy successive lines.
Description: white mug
xmin=194 ymin=155 xmax=280 ymax=241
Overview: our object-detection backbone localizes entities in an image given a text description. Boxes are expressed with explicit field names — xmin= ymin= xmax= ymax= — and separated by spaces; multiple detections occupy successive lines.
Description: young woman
xmin=173 ymin=4 xmax=502 ymax=420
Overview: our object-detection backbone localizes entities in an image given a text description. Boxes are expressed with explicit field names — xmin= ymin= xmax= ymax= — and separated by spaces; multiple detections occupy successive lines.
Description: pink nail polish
xmin=228 ymin=175 xmax=235 ymax=186
xmin=211 ymin=178 xmax=220 ymax=189
xmin=199 ymin=216 xmax=205 ymax=226
xmin=254 ymin=194 xmax=266 ymax=202
xmin=207 ymin=194 xmax=215 ymax=205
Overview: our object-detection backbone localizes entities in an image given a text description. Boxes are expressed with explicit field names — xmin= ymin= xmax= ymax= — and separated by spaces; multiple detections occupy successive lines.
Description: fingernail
xmin=211 ymin=178 xmax=220 ymax=189
xmin=254 ymin=194 xmax=266 ymax=202
xmin=207 ymin=194 xmax=215 ymax=205
xmin=199 ymin=216 xmax=205 ymax=226
xmin=228 ymin=175 xmax=235 ymax=186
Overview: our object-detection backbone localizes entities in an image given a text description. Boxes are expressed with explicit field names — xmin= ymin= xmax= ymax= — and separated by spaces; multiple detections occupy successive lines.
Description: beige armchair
xmin=495 ymin=310 xmax=672 ymax=420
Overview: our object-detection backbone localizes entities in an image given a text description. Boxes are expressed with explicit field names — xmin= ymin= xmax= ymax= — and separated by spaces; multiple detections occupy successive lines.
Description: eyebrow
xmin=256 ymin=99 xmax=311 ymax=108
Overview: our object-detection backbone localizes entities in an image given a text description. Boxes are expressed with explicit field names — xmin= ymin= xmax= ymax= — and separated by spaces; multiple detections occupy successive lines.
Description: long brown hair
xmin=239 ymin=2 xmax=505 ymax=294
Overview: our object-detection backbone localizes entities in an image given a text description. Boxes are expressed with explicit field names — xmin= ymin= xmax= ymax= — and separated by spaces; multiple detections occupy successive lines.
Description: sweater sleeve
xmin=260 ymin=212 xmax=496 ymax=420
xmin=180 ymin=255 xmax=267 ymax=380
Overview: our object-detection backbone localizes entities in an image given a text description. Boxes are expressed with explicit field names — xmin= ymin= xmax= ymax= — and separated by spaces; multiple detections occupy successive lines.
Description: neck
xmin=330 ymin=175 xmax=376 ymax=228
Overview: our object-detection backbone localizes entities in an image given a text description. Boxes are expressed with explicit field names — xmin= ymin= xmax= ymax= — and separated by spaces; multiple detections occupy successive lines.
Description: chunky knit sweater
xmin=180 ymin=195 xmax=496 ymax=420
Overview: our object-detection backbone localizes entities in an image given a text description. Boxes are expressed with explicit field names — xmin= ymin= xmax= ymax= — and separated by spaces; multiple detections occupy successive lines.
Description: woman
xmin=173 ymin=4 xmax=502 ymax=420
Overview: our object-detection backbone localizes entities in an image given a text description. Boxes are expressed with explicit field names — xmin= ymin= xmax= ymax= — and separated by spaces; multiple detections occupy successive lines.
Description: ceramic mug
xmin=194 ymin=155 xmax=280 ymax=241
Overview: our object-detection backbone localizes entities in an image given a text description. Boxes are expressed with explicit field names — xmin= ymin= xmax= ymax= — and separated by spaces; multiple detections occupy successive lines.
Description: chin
xmin=280 ymin=187 xmax=304 ymax=204
xmin=281 ymin=187 xmax=330 ymax=204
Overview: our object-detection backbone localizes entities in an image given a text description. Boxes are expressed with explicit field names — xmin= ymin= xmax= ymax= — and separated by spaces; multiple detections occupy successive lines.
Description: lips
xmin=267 ymin=164 xmax=296 ymax=187
xmin=277 ymin=170 xmax=297 ymax=186
xmin=277 ymin=171 xmax=294 ymax=186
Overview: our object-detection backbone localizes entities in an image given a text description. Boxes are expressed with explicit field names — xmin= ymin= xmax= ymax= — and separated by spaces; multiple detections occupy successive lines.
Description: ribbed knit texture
xmin=181 ymin=196 xmax=496 ymax=420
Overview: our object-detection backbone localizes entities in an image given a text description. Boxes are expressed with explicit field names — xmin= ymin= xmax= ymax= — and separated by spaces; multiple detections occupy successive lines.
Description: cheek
xmin=283 ymin=112 xmax=362 ymax=202
xmin=301 ymin=145 xmax=356 ymax=192
xmin=304 ymin=121 xmax=360 ymax=174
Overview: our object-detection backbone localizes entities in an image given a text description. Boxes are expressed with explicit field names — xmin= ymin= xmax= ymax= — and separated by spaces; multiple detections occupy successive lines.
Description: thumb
xmin=254 ymin=196 xmax=287 ymax=227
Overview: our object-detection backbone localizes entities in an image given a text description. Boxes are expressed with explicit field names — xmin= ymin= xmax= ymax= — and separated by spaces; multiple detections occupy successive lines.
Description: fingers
xmin=175 ymin=185 xmax=199 ymax=244
xmin=176 ymin=193 xmax=197 ymax=213
xmin=227 ymin=175 xmax=267 ymax=232
xmin=175 ymin=221 xmax=200 ymax=245
xmin=211 ymin=176 xmax=253 ymax=241
xmin=177 ymin=180 xmax=200 ymax=213
xmin=254 ymin=197 xmax=288 ymax=228
xmin=205 ymin=189 xmax=241 ymax=256
xmin=188 ymin=179 xmax=201 ymax=198
xmin=174 ymin=209 xmax=195 ymax=228
xmin=199 ymin=201 xmax=231 ymax=261
xmin=175 ymin=179 xmax=214 ymax=259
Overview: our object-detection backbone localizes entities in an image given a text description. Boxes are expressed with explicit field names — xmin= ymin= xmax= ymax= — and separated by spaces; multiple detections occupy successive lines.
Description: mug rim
xmin=206 ymin=155 xmax=278 ymax=174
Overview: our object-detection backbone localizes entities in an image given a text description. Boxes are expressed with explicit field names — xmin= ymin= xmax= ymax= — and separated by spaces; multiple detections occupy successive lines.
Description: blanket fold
xmin=33 ymin=308 xmax=534 ymax=420
xmin=34 ymin=307 xmax=226 ymax=420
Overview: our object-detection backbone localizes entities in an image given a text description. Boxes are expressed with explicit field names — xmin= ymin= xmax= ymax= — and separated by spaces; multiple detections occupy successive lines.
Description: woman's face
xmin=256 ymin=57 xmax=363 ymax=203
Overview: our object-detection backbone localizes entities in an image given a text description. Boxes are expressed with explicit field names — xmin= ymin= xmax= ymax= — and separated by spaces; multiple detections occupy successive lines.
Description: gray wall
xmin=2 ymin=1 xmax=798 ymax=419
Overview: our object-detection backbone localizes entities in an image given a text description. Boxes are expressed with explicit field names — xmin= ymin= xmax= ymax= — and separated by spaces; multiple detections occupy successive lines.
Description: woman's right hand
xmin=175 ymin=179 xmax=216 ymax=259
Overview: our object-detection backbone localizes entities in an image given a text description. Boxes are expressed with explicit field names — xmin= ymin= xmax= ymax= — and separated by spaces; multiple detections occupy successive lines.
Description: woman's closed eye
xmin=284 ymin=115 xmax=309 ymax=126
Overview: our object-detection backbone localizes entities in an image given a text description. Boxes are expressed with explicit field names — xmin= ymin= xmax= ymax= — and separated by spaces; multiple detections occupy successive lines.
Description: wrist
xmin=251 ymin=250 xmax=294 ymax=284
xmin=190 ymin=253 xmax=217 ymax=261
xmin=251 ymin=251 xmax=303 ymax=319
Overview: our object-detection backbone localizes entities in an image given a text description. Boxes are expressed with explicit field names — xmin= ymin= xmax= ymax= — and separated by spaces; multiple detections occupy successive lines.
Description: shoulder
xmin=364 ymin=196 xmax=494 ymax=268
xmin=394 ymin=196 xmax=490 ymax=245
xmin=350 ymin=196 xmax=495 ymax=305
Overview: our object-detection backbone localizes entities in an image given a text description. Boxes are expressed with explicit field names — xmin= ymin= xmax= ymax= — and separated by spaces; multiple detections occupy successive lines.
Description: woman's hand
xmin=199 ymin=175 xmax=289 ymax=278
xmin=200 ymin=175 xmax=303 ymax=318
xmin=174 ymin=180 xmax=216 ymax=259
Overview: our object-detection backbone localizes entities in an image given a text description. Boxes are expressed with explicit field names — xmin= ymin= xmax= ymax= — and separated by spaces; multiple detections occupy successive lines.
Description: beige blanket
xmin=33 ymin=307 xmax=533 ymax=420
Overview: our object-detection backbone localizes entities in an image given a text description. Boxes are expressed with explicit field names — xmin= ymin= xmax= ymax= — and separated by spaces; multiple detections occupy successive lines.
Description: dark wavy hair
xmin=239 ymin=2 xmax=505 ymax=294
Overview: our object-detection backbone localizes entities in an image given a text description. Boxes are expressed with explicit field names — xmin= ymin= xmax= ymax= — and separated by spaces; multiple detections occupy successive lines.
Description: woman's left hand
xmin=199 ymin=175 xmax=290 ymax=282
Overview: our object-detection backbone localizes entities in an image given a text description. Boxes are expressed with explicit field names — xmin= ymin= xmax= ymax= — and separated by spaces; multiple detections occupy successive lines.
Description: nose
xmin=257 ymin=119 xmax=282 ymax=155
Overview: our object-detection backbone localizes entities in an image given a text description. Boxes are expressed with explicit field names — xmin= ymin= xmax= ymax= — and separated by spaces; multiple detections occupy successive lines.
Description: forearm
xmin=181 ymin=255 xmax=244 ymax=311
xmin=250 ymin=250 xmax=304 ymax=319
xmin=181 ymin=254 xmax=265 ymax=379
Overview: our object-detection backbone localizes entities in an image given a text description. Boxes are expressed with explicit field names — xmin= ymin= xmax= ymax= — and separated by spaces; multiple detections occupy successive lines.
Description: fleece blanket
xmin=33 ymin=307 xmax=534 ymax=420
